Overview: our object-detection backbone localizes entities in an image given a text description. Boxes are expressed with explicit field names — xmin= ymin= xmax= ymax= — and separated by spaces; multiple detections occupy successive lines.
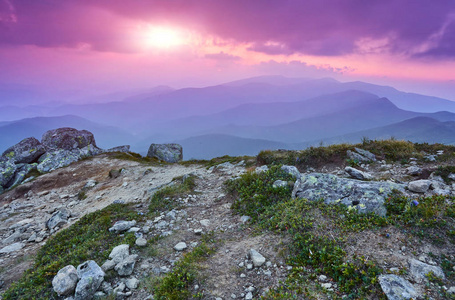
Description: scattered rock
xmin=52 ymin=265 xmax=78 ymax=296
xmin=408 ymin=180 xmax=432 ymax=193
xmin=109 ymin=220 xmax=137 ymax=232
xmin=125 ymin=277 xmax=139 ymax=289
xmin=135 ymin=237 xmax=147 ymax=247
xmin=408 ymin=258 xmax=445 ymax=281
xmin=406 ymin=166 xmax=423 ymax=176
xmin=0 ymin=242 xmax=25 ymax=253
xmin=378 ymin=274 xmax=417 ymax=300
xmin=0 ymin=159 xmax=17 ymax=187
xmin=345 ymin=166 xmax=372 ymax=180
xmin=354 ymin=148 xmax=377 ymax=161
xmin=114 ymin=254 xmax=138 ymax=276
xmin=281 ymin=165 xmax=300 ymax=178
xmin=255 ymin=165 xmax=269 ymax=173
xmin=75 ymin=260 xmax=105 ymax=300
xmin=109 ymin=244 xmax=130 ymax=264
xmin=272 ymin=180 xmax=288 ymax=188
xmin=1 ymin=137 xmax=46 ymax=164
xmin=240 ymin=216 xmax=251 ymax=224
xmin=147 ymin=143 xmax=183 ymax=163
xmin=174 ymin=242 xmax=188 ymax=251
xmin=248 ymin=249 xmax=266 ymax=267
xmin=47 ymin=209 xmax=70 ymax=230
xmin=106 ymin=145 xmax=130 ymax=153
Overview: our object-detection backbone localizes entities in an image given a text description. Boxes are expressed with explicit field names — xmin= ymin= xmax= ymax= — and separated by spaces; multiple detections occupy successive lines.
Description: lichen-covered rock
xmin=37 ymin=145 xmax=102 ymax=174
xmin=42 ymin=127 xmax=97 ymax=151
xmin=345 ymin=166 xmax=372 ymax=180
xmin=52 ymin=265 xmax=78 ymax=296
xmin=75 ymin=260 xmax=105 ymax=300
xmin=292 ymin=173 xmax=405 ymax=216
xmin=147 ymin=143 xmax=182 ymax=163
xmin=106 ymin=145 xmax=130 ymax=153
xmin=408 ymin=258 xmax=445 ymax=282
xmin=0 ymin=159 xmax=17 ymax=187
xmin=1 ymin=137 xmax=46 ymax=164
xmin=407 ymin=180 xmax=432 ymax=193
xmin=281 ymin=165 xmax=300 ymax=178
xmin=5 ymin=163 xmax=37 ymax=189
xmin=378 ymin=274 xmax=417 ymax=300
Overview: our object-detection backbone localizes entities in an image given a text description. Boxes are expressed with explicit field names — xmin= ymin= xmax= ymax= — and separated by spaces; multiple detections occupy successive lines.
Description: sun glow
xmin=144 ymin=27 xmax=184 ymax=49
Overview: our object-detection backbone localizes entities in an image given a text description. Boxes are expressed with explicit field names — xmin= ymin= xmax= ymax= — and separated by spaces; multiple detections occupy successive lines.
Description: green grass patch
xmin=434 ymin=165 xmax=455 ymax=184
xmin=3 ymin=203 xmax=142 ymax=300
xmin=107 ymin=151 xmax=158 ymax=164
xmin=152 ymin=233 xmax=217 ymax=300
xmin=148 ymin=174 xmax=197 ymax=216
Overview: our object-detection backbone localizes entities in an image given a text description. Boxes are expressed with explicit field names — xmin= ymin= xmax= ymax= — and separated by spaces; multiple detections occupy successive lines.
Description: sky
xmin=1 ymin=0 xmax=455 ymax=102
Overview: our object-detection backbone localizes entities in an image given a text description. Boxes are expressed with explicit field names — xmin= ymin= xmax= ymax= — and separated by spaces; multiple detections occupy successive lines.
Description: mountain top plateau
xmin=0 ymin=128 xmax=454 ymax=299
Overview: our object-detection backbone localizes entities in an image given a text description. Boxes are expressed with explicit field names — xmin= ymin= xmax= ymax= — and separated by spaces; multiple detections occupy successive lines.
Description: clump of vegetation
xmin=148 ymin=174 xmax=197 ymax=216
xmin=152 ymin=233 xmax=217 ymax=299
xmin=77 ymin=190 xmax=87 ymax=200
xmin=3 ymin=203 xmax=140 ymax=300
xmin=225 ymin=164 xmax=454 ymax=298
xmin=257 ymin=139 xmax=455 ymax=170
xmin=108 ymin=151 xmax=157 ymax=164
xmin=434 ymin=165 xmax=455 ymax=184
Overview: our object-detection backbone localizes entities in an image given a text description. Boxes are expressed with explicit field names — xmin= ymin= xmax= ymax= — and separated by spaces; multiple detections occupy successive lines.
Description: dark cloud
xmin=1 ymin=0 xmax=455 ymax=59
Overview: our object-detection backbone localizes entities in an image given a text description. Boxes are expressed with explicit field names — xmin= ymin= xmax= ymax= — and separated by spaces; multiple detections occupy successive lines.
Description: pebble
xmin=174 ymin=242 xmax=187 ymax=251
xmin=135 ymin=238 xmax=147 ymax=247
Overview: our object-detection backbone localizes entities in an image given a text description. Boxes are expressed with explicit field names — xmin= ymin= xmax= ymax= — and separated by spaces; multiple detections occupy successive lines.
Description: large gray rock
xmin=292 ymin=173 xmax=405 ymax=216
xmin=52 ymin=265 xmax=78 ymax=296
xmin=0 ymin=242 xmax=25 ymax=253
xmin=1 ymin=137 xmax=46 ymax=164
xmin=106 ymin=145 xmax=130 ymax=153
xmin=42 ymin=127 xmax=97 ymax=151
xmin=6 ymin=163 xmax=37 ymax=188
xmin=409 ymin=258 xmax=445 ymax=281
xmin=109 ymin=220 xmax=137 ymax=232
xmin=147 ymin=143 xmax=183 ymax=163
xmin=0 ymin=159 xmax=17 ymax=187
xmin=114 ymin=254 xmax=138 ymax=276
xmin=345 ymin=166 xmax=372 ymax=180
xmin=37 ymin=145 xmax=102 ymax=174
xmin=347 ymin=148 xmax=376 ymax=163
xmin=354 ymin=148 xmax=377 ymax=162
xmin=407 ymin=180 xmax=432 ymax=193
xmin=109 ymin=244 xmax=130 ymax=264
xmin=47 ymin=209 xmax=70 ymax=230
xmin=378 ymin=274 xmax=417 ymax=300
xmin=75 ymin=260 xmax=105 ymax=300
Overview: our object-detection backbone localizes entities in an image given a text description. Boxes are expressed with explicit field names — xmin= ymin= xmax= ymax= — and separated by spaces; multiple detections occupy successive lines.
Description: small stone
xmin=239 ymin=262 xmax=245 ymax=268
xmin=231 ymin=294 xmax=237 ymax=299
xmin=174 ymin=242 xmax=187 ymax=251
xmin=101 ymin=259 xmax=116 ymax=272
xmin=408 ymin=180 xmax=432 ymax=193
xmin=248 ymin=249 xmax=266 ymax=267
xmin=114 ymin=254 xmax=138 ymax=276
xmin=247 ymin=264 xmax=253 ymax=270
xmin=52 ymin=265 xmax=78 ymax=296
xmin=245 ymin=292 xmax=253 ymax=300
xmin=109 ymin=220 xmax=137 ymax=232
xmin=135 ymin=238 xmax=147 ymax=247
xmin=240 ymin=216 xmax=251 ymax=224
xmin=126 ymin=277 xmax=140 ymax=289
xmin=240 ymin=273 xmax=246 ymax=278
xmin=109 ymin=244 xmax=130 ymax=264
xmin=200 ymin=219 xmax=210 ymax=227
xmin=321 ymin=283 xmax=332 ymax=289
xmin=318 ymin=275 xmax=327 ymax=282
xmin=194 ymin=228 xmax=203 ymax=235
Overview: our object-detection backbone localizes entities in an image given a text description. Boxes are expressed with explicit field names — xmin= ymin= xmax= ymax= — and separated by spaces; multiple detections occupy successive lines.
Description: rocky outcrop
xmin=292 ymin=173 xmax=405 ymax=216
xmin=1 ymin=137 xmax=46 ymax=164
xmin=347 ymin=148 xmax=376 ymax=163
xmin=147 ymin=143 xmax=183 ymax=163
xmin=42 ymin=128 xmax=97 ymax=151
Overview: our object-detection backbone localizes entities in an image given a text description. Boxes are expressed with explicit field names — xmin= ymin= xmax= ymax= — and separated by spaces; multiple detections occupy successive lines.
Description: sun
xmin=145 ymin=27 xmax=184 ymax=49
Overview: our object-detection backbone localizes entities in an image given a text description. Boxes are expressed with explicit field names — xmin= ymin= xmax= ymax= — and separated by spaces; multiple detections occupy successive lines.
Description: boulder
xmin=37 ymin=149 xmax=80 ymax=174
xmin=354 ymin=148 xmax=377 ymax=161
xmin=46 ymin=209 xmax=70 ymax=230
xmin=248 ymin=249 xmax=266 ymax=267
xmin=0 ymin=159 xmax=17 ymax=187
xmin=106 ymin=145 xmax=130 ymax=153
xmin=1 ymin=137 xmax=46 ymax=164
xmin=347 ymin=148 xmax=376 ymax=163
xmin=114 ymin=254 xmax=138 ymax=276
xmin=407 ymin=180 xmax=432 ymax=193
xmin=292 ymin=173 xmax=405 ymax=216
xmin=378 ymin=274 xmax=417 ymax=300
xmin=6 ymin=163 xmax=37 ymax=188
xmin=52 ymin=265 xmax=78 ymax=296
xmin=75 ymin=260 xmax=105 ymax=300
xmin=281 ymin=165 xmax=300 ymax=178
xmin=109 ymin=244 xmax=130 ymax=264
xmin=406 ymin=166 xmax=423 ymax=176
xmin=109 ymin=220 xmax=137 ymax=232
xmin=0 ymin=242 xmax=25 ymax=254
xmin=147 ymin=143 xmax=183 ymax=163
xmin=42 ymin=127 xmax=97 ymax=151
xmin=345 ymin=166 xmax=372 ymax=180
xmin=408 ymin=258 xmax=445 ymax=282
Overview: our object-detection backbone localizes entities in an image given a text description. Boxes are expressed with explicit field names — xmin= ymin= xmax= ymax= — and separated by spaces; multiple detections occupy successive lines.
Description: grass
xmin=224 ymin=164 xmax=455 ymax=299
xmin=257 ymin=139 xmax=455 ymax=170
xmin=148 ymin=174 xmax=197 ymax=216
xmin=2 ymin=203 xmax=142 ymax=300
xmin=434 ymin=165 xmax=455 ymax=184
xmin=152 ymin=233 xmax=218 ymax=300
xmin=107 ymin=151 xmax=158 ymax=164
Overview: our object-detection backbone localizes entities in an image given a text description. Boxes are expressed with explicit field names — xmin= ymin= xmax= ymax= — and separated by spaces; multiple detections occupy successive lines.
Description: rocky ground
xmin=0 ymin=147 xmax=455 ymax=299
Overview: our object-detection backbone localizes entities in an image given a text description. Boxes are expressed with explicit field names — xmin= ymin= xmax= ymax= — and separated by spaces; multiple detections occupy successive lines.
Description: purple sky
xmin=1 ymin=0 xmax=455 ymax=101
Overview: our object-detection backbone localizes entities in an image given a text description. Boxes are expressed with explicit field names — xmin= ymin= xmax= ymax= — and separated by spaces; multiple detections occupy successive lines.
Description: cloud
xmin=204 ymin=51 xmax=241 ymax=61
xmin=1 ymin=0 xmax=455 ymax=60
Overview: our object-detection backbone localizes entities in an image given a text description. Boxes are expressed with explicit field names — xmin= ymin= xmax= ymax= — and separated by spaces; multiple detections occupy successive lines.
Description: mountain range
xmin=1 ymin=76 xmax=455 ymax=159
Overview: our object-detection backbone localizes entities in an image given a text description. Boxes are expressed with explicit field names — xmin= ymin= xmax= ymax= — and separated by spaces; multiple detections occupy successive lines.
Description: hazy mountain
xmin=319 ymin=117 xmax=455 ymax=145
xmin=0 ymin=115 xmax=137 ymax=153
xmin=174 ymin=134 xmax=290 ymax=160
